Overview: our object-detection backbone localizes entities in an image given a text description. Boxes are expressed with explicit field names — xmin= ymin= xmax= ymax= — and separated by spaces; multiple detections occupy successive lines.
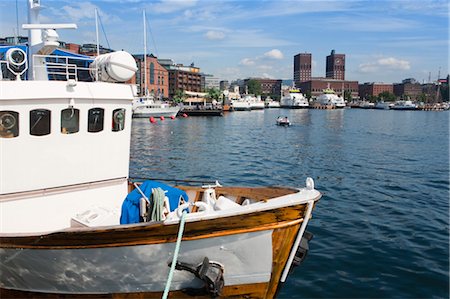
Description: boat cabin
xmin=0 ymin=11 xmax=137 ymax=234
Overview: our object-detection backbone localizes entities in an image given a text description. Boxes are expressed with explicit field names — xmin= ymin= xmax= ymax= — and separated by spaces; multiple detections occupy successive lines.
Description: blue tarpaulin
xmin=120 ymin=181 xmax=189 ymax=224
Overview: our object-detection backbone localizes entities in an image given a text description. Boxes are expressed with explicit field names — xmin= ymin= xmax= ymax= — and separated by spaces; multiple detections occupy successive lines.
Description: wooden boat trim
xmin=0 ymin=282 xmax=270 ymax=298
xmin=0 ymin=203 xmax=315 ymax=249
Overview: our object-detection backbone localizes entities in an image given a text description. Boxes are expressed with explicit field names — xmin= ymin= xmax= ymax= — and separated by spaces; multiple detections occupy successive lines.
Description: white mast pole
xmin=143 ymin=10 xmax=148 ymax=97
xmin=95 ymin=8 xmax=100 ymax=57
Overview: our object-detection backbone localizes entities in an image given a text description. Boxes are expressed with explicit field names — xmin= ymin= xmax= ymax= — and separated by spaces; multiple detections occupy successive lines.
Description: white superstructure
xmin=315 ymin=88 xmax=346 ymax=108
xmin=0 ymin=0 xmax=137 ymax=232
xmin=280 ymin=89 xmax=309 ymax=108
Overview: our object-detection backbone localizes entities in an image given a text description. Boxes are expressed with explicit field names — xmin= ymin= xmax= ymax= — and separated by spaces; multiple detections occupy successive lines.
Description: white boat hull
xmin=132 ymin=106 xmax=180 ymax=118
xmin=1 ymin=231 xmax=272 ymax=293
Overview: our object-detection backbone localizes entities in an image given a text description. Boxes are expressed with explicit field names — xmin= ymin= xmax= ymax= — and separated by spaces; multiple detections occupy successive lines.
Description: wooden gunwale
xmin=0 ymin=282 xmax=269 ymax=298
xmin=0 ymin=204 xmax=313 ymax=249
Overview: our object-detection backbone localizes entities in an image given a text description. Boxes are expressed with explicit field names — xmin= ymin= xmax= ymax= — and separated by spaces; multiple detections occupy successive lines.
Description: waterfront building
xmin=244 ymin=78 xmax=282 ymax=99
xmin=326 ymin=49 xmax=345 ymax=80
xmin=359 ymin=82 xmax=394 ymax=100
xmin=294 ymin=53 xmax=312 ymax=86
xmin=220 ymin=80 xmax=230 ymax=91
xmin=160 ymin=61 xmax=202 ymax=98
xmin=64 ymin=43 xmax=81 ymax=54
xmin=79 ymin=43 xmax=113 ymax=56
xmin=129 ymin=54 xmax=169 ymax=99
xmin=297 ymin=78 xmax=358 ymax=99
xmin=1 ymin=35 xmax=28 ymax=45
xmin=393 ymin=78 xmax=422 ymax=100
xmin=203 ymin=74 xmax=220 ymax=90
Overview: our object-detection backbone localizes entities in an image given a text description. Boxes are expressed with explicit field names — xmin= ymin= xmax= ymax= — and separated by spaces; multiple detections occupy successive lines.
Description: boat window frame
xmin=61 ymin=108 xmax=80 ymax=134
xmin=87 ymin=107 xmax=105 ymax=133
xmin=30 ymin=108 xmax=51 ymax=136
xmin=0 ymin=110 xmax=19 ymax=138
xmin=112 ymin=108 xmax=126 ymax=132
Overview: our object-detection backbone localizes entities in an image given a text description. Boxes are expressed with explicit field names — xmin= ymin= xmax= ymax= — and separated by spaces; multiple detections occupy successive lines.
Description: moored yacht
xmin=280 ymin=89 xmax=309 ymax=108
xmin=374 ymin=101 xmax=393 ymax=110
xmin=392 ymin=100 xmax=417 ymax=110
xmin=265 ymin=96 xmax=281 ymax=108
xmin=132 ymin=96 xmax=180 ymax=118
xmin=315 ymin=88 xmax=346 ymax=108
xmin=0 ymin=1 xmax=322 ymax=297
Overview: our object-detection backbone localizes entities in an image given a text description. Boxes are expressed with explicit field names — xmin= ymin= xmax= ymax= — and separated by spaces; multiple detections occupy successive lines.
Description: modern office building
xmin=220 ymin=80 xmax=230 ymax=91
xmin=203 ymin=74 xmax=220 ymax=90
xmin=326 ymin=49 xmax=345 ymax=80
xmin=294 ymin=53 xmax=312 ymax=86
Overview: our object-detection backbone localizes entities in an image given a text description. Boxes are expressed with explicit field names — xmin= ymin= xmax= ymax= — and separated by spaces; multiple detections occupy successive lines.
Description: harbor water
xmin=130 ymin=109 xmax=449 ymax=298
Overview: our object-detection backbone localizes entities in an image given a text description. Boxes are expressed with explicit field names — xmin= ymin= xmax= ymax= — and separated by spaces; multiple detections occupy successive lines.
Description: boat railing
xmin=32 ymin=54 xmax=95 ymax=82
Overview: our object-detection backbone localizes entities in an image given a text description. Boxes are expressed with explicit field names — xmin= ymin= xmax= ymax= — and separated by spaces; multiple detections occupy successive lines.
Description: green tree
xmin=344 ymin=90 xmax=352 ymax=102
xmin=377 ymin=91 xmax=396 ymax=102
xmin=246 ymin=79 xmax=262 ymax=95
xmin=206 ymin=88 xmax=221 ymax=101
xmin=173 ymin=89 xmax=186 ymax=103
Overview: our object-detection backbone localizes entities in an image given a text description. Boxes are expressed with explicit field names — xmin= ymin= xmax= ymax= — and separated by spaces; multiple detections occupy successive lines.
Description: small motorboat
xmin=276 ymin=116 xmax=291 ymax=126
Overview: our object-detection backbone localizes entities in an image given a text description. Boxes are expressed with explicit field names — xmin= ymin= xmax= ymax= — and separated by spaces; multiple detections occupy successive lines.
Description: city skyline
xmin=0 ymin=0 xmax=448 ymax=84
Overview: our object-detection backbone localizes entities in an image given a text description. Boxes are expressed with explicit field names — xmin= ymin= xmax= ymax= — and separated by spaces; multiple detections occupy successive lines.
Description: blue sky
xmin=1 ymin=0 xmax=448 ymax=83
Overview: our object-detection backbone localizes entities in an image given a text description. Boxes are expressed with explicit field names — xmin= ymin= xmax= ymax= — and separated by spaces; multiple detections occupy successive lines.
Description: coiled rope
xmin=150 ymin=187 xmax=166 ymax=221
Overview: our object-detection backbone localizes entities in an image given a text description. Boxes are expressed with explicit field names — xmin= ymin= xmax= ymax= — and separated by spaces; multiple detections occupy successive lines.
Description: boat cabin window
xmin=112 ymin=108 xmax=125 ymax=132
xmin=88 ymin=108 xmax=104 ymax=133
xmin=0 ymin=111 xmax=19 ymax=138
xmin=61 ymin=108 xmax=80 ymax=134
xmin=30 ymin=109 xmax=51 ymax=136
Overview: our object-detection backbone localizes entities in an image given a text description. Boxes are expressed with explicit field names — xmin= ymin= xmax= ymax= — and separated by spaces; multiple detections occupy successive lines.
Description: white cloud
xmin=240 ymin=58 xmax=255 ymax=66
xmin=60 ymin=2 xmax=97 ymax=21
xmin=263 ymin=49 xmax=284 ymax=59
xmin=151 ymin=0 xmax=198 ymax=14
xmin=258 ymin=65 xmax=273 ymax=71
xmin=205 ymin=30 xmax=225 ymax=40
xmin=359 ymin=57 xmax=411 ymax=73
xmin=262 ymin=73 xmax=273 ymax=78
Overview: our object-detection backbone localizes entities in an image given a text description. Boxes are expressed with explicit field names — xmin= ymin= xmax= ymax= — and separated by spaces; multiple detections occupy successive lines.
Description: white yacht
xmin=374 ymin=101 xmax=392 ymax=110
xmin=315 ymin=88 xmax=346 ymax=108
xmin=392 ymin=100 xmax=417 ymax=110
xmin=132 ymin=97 xmax=180 ymax=118
xmin=231 ymin=98 xmax=251 ymax=111
xmin=248 ymin=95 xmax=265 ymax=110
xmin=265 ymin=97 xmax=280 ymax=108
xmin=280 ymin=89 xmax=309 ymax=108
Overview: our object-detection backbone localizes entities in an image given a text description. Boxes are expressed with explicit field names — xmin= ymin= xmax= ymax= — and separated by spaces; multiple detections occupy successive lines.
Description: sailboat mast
xmin=95 ymin=8 xmax=100 ymax=57
xmin=143 ymin=10 xmax=147 ymax=97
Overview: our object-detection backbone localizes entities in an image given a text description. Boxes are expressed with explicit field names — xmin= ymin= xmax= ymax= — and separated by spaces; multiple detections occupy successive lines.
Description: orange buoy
xmin=160 ymin=116 xmax=165 ymax=121
xmin=149 ymin=117 xmax=156 ymax=123
xmin=170 ymin=115 xmax=175 ymax=120
xmin=182 ymin=113 xmax=188 ymax=118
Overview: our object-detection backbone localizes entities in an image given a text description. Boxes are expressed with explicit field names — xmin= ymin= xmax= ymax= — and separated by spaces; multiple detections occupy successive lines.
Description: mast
xmin=95 ymin=8 xmax=100 ymax=57
xmin=143 ymin=10 xmax=148 ymax=97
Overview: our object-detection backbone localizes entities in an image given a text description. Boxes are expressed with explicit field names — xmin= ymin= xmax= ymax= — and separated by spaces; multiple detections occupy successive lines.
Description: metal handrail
xmin=32 ymin=54 xmax=95 ymax=82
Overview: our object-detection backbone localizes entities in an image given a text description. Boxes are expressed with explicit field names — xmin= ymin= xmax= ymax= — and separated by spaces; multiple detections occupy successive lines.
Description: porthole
xmin=30 ymin=109 xmax=51 ymax=136
xmin=88 ymin=108 xmax=104 ymax=133
xmin=112 ymin=108 xmax=125 ymax=132
xmin=61 ymin=108 xmax=79 ymax=134
xmin=0 ymin=111 xmax=19 ymax=138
